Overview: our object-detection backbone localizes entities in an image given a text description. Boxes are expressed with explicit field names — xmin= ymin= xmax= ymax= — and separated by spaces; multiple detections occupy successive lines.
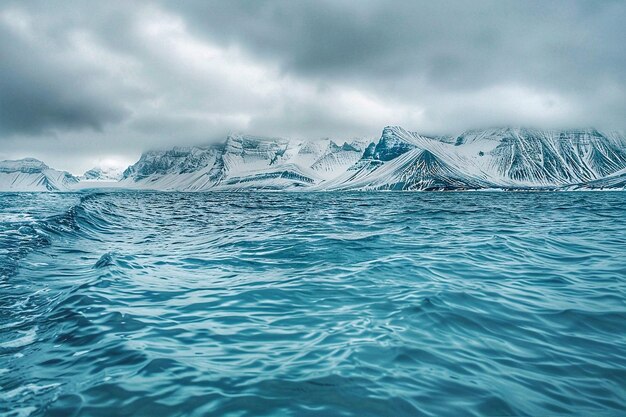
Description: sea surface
xmin=1 ymin=191 xmax=625 ymax=417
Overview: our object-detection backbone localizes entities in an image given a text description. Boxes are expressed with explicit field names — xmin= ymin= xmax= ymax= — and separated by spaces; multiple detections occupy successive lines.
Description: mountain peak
xmin=0 ymin=158 xmax=49 ymax=173
xmin=0 ymin=157 xmax=78 ymax=191
xmin=81 ymin=166 xmax=124 ymax=181
xmin=7 ymin=126 xmax=626 ymax=192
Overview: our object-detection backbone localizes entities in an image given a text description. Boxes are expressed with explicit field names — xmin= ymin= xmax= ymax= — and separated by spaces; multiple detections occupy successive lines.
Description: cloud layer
xmin=0 ymin=0 xmax=624 ymax=173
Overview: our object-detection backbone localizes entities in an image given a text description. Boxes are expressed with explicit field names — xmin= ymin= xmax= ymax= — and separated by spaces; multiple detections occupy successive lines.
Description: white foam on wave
xmin=0 ymin=326 xmax=38 ymax=349
xmin=0 ymin=213 xmax=35 ymax=223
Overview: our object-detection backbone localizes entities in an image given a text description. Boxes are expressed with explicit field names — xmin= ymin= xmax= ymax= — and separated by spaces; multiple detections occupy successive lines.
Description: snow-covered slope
xmin=321 ymin=148 xmax=490 ymax=191
xmin=573 ymin=167 xmax=626 ymax=190
xmin=453 ymin=128 xmax=626 ymax=186
xmin=0 ymin=158 xmax=79 ymax=191
xmin=121 ymin=134 xmax=367 ymax=191
xmin=80 ymin=166 xmax=124 ymax=181
xmin=320 ymin=126 xmax=626 ymax=191
xmin=6 ymin=127 xmax=623 ymax=192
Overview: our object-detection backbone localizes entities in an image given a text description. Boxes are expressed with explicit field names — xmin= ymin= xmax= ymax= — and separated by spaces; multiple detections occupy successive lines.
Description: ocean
xmin=1 ymin=191 xmax=625 ymax=416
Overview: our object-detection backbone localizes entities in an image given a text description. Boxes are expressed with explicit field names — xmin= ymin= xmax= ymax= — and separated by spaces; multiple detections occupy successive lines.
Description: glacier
xmin=3 ymin=126 xmax=626 ymax=192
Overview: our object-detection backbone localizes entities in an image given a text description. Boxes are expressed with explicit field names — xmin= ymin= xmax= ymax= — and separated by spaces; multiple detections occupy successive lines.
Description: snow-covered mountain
xmin=0 ymin=158 xmax=79 ymax=191
xmin=573 ymin=167 xmax=626 ymax=190
xmin=80 ymin=166 xmax=124 ymax=181
xmin=120 ymin=134 xmax=367 ymax=191
xmin=3 ymin=127 xmax=625 ymax=192
xmin=320 ymin=126 xmax=626 ymax=190
xmin=120 ymin=127 xmax=626 ymax=191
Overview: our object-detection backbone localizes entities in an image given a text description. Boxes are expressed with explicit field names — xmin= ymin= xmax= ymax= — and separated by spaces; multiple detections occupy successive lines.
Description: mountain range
xmin=80 ymin=166 xmax=124 ymax=182
xmin=0 ymin=158 xmax=78 ymax=191
xmin=2 ymin=126 xmax=626 ymax=192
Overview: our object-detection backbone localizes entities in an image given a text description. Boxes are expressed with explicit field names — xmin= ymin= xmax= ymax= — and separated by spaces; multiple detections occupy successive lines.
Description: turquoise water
xmin=1 ymin=191 xmax=625 ymax=416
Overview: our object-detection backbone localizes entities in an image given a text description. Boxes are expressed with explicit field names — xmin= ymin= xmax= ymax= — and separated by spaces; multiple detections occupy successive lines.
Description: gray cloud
xmin=0 ymin=21 xmax=128 ymax=135
xmin=0 ymin=0 xmax=624 ymax=174
xmin=172 ymin=1 xmax=625 ymax=89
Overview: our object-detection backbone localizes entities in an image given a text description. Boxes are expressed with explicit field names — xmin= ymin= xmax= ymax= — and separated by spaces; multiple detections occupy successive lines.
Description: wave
xmin=1 ymin=191 xmax=626 ymax=416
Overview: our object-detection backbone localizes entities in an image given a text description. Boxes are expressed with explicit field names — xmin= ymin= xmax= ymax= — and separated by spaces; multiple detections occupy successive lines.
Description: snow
xmin=320 ymin=126 xmax=626 ymax=191
xmin=0 ymin=158 xmax=78 ymax=192
xmin=80 ymin=166 xmax=124 ymax=181
xmin=573 ymin=167 xmax=626 ymax=190
xmin=120 ymin=134 xmax=367 ymax=191
xmin=3 ymin=127 xmax=626 ymax=192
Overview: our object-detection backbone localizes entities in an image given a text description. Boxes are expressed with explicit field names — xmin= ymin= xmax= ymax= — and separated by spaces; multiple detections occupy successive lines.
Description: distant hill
xmin=0 ymin=158 xmax=78 ymax=191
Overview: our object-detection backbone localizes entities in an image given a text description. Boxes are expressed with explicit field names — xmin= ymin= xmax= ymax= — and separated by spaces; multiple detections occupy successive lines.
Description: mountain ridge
xmin=120 ymin=126 xmax=626 ymax=191
xmin=0 ymin=158 xmax=79 ymax=191
xmin=3 ymin=127 xmax=626 ymax=191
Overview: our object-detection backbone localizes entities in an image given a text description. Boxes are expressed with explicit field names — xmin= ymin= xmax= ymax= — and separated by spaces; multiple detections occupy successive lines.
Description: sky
xmin=0 ymin=0 xmax=625 ymax=174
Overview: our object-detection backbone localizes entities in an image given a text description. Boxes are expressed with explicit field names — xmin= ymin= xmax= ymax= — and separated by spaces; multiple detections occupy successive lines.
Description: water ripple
xmin=1 ymin=191 xmax=625 ymax=416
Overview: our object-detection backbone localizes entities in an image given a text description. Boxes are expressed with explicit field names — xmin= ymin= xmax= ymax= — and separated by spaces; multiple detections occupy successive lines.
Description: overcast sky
xmin=1 ymin=0 xmax=624 ymax=174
